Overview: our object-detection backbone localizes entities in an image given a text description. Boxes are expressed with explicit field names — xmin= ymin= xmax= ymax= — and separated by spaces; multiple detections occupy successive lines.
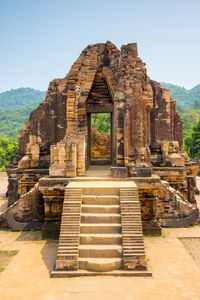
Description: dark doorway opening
xmin=87 ymin=113 xmax=113 ymax=165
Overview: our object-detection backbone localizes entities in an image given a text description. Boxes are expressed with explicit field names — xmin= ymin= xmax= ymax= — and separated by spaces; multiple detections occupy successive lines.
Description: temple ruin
xmin=1 ymin=41 xmax=199 ymax=276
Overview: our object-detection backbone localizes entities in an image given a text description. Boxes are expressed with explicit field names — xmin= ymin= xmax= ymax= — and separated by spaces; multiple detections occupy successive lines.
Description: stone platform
xmin=39 ymin=173 xmax=162 ymax=240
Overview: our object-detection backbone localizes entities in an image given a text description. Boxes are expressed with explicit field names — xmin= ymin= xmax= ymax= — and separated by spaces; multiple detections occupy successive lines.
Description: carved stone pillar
xmin=114 ymin=92 xmax=126 ymax=167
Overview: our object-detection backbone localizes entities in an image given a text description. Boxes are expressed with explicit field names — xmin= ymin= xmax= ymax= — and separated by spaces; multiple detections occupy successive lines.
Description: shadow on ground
xmin=41 ymin=239 xmax=58 ymax=274
xmin=16 ymin=231 xmax=42 ymax=241
xmin=0 ymin=192 xmax=6 ymax=199
xmin=0 ymin=201 xmax=8 ymax=212
xmin=15 ymin=230 xmax=58 ymax=274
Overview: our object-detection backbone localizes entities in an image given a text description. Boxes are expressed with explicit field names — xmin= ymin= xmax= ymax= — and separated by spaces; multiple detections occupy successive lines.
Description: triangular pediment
xmin=86 ymin=70 xmax=113 ymax=113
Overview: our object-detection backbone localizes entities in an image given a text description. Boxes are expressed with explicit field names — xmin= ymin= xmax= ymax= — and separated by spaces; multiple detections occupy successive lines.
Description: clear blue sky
xmin=1 ymin=0 xmax=200 ymax=92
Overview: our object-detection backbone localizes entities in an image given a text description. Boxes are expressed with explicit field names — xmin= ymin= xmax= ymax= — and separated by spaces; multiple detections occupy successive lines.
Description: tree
xmin=0 ymin=136 xmax=18 ymax=170
xmin=91 ymin=113 xmax=110 ymax=135
xmin=184 ymin=119 xmax=200 ymax=158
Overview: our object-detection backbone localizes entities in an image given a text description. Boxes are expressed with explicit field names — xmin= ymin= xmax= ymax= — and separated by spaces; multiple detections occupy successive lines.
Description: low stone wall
xmin=1 ymin=183 xmax=44 ymax=223
xmin=159 ymin=181 xmax=199 ymax=227
xmin=160 ymin=209 xmax=199 ymax=227
xmin=6 ymin=166 xmax=49 ymax=206
xmin=0 ymin=212 xmax=27 ymax=230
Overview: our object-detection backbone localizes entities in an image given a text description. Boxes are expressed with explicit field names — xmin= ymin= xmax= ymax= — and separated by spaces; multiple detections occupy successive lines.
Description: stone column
xmin=113 ymin=92 xmax=126 ymax=167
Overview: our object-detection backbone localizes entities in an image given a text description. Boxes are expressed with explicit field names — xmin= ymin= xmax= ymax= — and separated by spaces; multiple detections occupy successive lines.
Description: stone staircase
xmin=51 ymin=180 xmax=151 ymax=277
xmin=55 ymin=188 xmax=82 ymax=271
xmin=79 ymin=193 xmax=122 ymax=272
xmin=120 ymin=189 xmax=147 ymax=270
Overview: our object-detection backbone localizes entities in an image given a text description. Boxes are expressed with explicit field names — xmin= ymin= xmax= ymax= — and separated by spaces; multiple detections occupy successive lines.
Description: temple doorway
xmin=85 ymin=69 xmax=115 ymax=168
xmin=87 ymin=113 xmax=114 ymax=166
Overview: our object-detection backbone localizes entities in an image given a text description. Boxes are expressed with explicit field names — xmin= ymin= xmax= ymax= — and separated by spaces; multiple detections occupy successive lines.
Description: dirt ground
xmin=0 ymin=172 xmax=200 ymax=299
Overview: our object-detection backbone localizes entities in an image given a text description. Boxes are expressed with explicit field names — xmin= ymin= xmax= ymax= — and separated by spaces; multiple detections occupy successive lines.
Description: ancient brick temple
xmin=1 ymin=41 xmax=199 ymax=276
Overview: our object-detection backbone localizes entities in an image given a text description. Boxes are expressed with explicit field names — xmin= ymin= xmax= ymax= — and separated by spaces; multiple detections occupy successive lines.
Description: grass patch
xmin=0 ymin=250 xmax=19 ymax=273
xmin=144 ymin=232 xmax=165 ymax=238
xmin=1 ymin=228 xmax=21 ymax=232
xmin=0 ymin=250 xmax=18 ymax=256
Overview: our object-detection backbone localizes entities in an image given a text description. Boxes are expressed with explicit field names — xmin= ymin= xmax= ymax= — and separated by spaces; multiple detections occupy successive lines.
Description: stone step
xmin=82 ymin=195 xmax=119 ymax=205
xmin=57 ymin=255 xmax=78 ymax=260
xmin=58 ymin=236 xmax=78 ymax=240
xmin=121 ymin=211 xmax=141 ymax=214
xmin=57 ymin=252 xmax=78 ymax=257
xmin=89 ymin=86 xmax=110 ymax=90
xmin=122 ymin=231 xmax=143 ymax=234
xmin=58 ymin=243 xmax=79 ymax=247
xmin=122 ymin=243 xmax=145 ymax=247
xmin=81 ymin=204 xmax=120 ymax=214
xmin=88 ymin=97 xmax=111 ymax=101
xmin=89 ymin=91 xmax=111 ymax=96
xmin=81 ymin=213 xmax=121 ymax=224
xmin=80 ymin=233 xmax=122 ymax=245
xmin=51 ymin=269 xmax=152 ymax=277
xmin=83 ymin=187 xmax=118 ymax=196
xmin=80 ymin=223 xmax=121 ymax=234
xmin=122 ymin=223 xmax=142 ymax=226
xmin=60 ymin=225 xmax=80 ymax=229
xmin=78 ymin=258 xmax=122 ymax=272
xmin=123 ymin=245 xmax=145 ymax=250
xmin=89 ymin=97 xmax=111 ymax=102
xmin=90 ymin=92 xmax=111 ymax=96
xmin=121 ymin=207 xmax=140 ymax=210
xmin=59 ymin=231 xmax=79 ymax=234
xmin=122 ymin=236 xmax=144 ymax=239
xmin=60 ymin=224 xmax=80 ymax=228
xmin=58 ymin=246 xmax=78 ymax=250
xmin=79 ymin=245 xmax=122 ymax=258
xmin=89 ymin=87 xmax=110 ymax=91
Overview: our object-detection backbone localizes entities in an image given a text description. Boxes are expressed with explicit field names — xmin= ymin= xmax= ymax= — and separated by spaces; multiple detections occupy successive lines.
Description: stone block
xmin=133 ymin=166 xmax=152 ymax=177
xmin=110 ymin=167 xmax=127 ymax=178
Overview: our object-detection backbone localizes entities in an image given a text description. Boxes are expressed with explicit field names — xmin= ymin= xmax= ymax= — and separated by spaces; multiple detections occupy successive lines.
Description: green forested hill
xmin=0 ymin=84 xmax=200 ymax=142
xmin=190 ymin=84 xmax=200 ymax=95
xmin=0 ymin=88 xmax=46 ymax=112
xmin=160 ymin=83 xmax=200 ymax=138
xmin=0 ymin=102 xmax=41 ymax=141
xmin=0 ymin=88 xmax=46 ymax=141
xmin=160 ymin=82 xmax=200 ymax=108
